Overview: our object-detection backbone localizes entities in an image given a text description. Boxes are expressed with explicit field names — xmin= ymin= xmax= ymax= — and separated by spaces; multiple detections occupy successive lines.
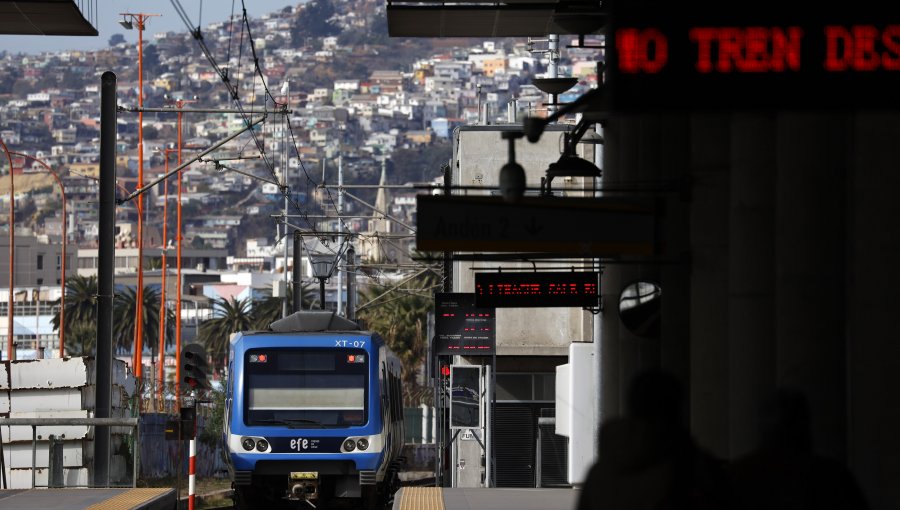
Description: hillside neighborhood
xmin=0 ymin=0 xmax=601 ymax=361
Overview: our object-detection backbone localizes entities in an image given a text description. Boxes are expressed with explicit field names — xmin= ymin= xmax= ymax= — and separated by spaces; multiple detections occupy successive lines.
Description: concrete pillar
xmin=598 ymin=116 xmax=627 ymax=421
xmin=688 ymin=114 xmax=731 ymax=457
xmin=847 ymin=112 xmax=900 ymax=509
xmin=774 ymin=113 xmax=847 ymax=461
xmin=657 ymin=114 xmax=692 ymax=401
xmin=727 ymin=114 xmax=776 ymax=457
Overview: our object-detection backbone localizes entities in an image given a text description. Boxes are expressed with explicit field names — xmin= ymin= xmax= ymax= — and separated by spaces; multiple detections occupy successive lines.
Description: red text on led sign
xmin=615 ymin=24 xmax=900 ymax=74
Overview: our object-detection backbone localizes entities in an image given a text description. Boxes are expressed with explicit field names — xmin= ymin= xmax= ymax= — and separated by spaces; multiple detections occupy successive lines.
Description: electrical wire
xmin=167 ymin=0 xmax=439 ymax=286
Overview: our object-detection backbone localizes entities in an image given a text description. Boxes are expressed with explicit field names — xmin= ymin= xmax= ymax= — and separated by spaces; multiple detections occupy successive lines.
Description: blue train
xmin=224 ymin=312 xmax=405 ymax=509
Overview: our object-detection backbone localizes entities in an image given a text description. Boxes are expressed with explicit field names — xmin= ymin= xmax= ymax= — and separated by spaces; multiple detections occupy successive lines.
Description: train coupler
xmin=287 ymin=471 xmax=319 ymax=508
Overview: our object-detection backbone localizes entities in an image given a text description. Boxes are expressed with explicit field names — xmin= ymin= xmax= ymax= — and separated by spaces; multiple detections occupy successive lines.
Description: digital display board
xmin=475 ymin=272 xmax=599 ymax=308
xmin=608 ymin=4 xmax=900 ymax=110
xmin=434 ymin=293 xmax=496 ymax=355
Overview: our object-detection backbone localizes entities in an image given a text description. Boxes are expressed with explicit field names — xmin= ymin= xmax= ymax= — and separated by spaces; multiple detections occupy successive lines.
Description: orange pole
xmin=176 ymin=106 xmax=183 ymax=405
xmin=134 ymin=14 xmax=146 ymax=381
xmin=157 ymin=149 xmax=174 ymax=408
xmin=121 ymin=11 xmax=159 ymax=388
xmin=1 ymin=137 xmax=14 ymax=361
xmin=10 ymin=153 xmax=66 ymax=358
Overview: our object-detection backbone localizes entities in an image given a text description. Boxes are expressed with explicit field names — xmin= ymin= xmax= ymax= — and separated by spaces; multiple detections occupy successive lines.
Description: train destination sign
xmin=434 ymin=293 xmax=496 ymax=356
xmin=416 ymin=195 xmax=655 ymax=255
xmin=608 ymin=6 xmax=900 ymax=109
xmin=475 ymin=271 xmax=599 ymax=308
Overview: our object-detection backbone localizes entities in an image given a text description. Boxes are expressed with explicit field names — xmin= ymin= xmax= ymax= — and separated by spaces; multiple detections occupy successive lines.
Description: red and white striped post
xmin=188 ymin=407 xmax=197 ymax=510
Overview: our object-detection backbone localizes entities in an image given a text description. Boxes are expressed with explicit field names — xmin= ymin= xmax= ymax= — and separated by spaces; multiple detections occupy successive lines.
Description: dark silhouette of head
xmin=627 ymin=369 xmax=684 ymax=426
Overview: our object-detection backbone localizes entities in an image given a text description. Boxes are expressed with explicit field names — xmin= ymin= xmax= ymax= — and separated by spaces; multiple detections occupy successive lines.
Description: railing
xmin=0 ymin=417 xmax=140 ymax=489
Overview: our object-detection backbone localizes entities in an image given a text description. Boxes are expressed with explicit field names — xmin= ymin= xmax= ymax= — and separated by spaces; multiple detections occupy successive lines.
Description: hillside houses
xmin=0 ymin=0 xmax=602 ymax=269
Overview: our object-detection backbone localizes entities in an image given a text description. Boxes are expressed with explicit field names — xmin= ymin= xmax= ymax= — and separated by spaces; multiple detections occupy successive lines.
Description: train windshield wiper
xmin=257 ymin=418 xmax=324 ymax=428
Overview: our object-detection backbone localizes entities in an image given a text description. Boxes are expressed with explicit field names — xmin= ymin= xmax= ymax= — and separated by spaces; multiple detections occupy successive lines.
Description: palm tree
xmin=196 ymin=297 xmax=253 ymax=373
xmin=249 ymin=283 xmax=317 ymax=330
xmin=51 ymin=275 xmax=98 ymax=356
xmin=113 ymin=285 xmax=167 ymax=357
xmin=358 ymin=271 xmax=437 ymax=405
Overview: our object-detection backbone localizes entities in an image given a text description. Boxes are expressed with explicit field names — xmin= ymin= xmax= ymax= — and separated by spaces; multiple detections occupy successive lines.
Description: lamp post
xmin=310 ymin=253 xmax=336 ymax=310
xmin=10 ymin=152 xmax=67 ymax=358
xmin=1 ymin=136 xmax=14 ymax=361
xmin=120 ymin=12 xmax=159 ymax=383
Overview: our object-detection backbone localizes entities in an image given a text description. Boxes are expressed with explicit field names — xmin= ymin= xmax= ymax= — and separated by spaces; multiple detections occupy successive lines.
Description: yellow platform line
xmin=399 ymin=486 xmax=444 ymax=510
xmin=86 ymin=488 xmax=171 ymax=510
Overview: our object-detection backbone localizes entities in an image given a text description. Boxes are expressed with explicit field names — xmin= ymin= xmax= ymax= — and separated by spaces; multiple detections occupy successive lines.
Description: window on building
xmin=37 ymin=255 xmax=43 ymax=270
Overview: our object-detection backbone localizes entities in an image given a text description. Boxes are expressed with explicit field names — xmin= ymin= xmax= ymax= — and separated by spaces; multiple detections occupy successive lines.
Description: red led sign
xmin=475 ymin=272 xmax=598 ymax=308
xmin=434 ymin=293 xmax=496 ymax=356
xmin=608 ymin=6 xmax=900 ymax=109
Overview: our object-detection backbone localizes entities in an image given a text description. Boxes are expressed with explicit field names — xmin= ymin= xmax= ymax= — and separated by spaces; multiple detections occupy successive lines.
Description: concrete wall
xmin=0 ymin=357 xmax=135 ymax=488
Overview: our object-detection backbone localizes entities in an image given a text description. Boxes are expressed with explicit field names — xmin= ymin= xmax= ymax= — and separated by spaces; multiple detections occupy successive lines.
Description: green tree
xmin=195 ymin=297 xmax=253 ymax=373
xmin=249 ymin=284 xmax=317 ymax=331
xmin=52 ymin=275 xmax=98 ymax=356
xmin=113 ymin=286 xmax=168 ymax=357
xmin=357 ymin=272 xmax=438 ymax=405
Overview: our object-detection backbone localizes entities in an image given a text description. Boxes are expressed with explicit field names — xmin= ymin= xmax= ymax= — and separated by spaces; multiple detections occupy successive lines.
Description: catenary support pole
xmin=95 ymin=71 xmax=117 ymax=488
xmin=347 ymin=245 xmax=356 ymax=321
xmin=293 ymin=231 xmax=303 ymax=313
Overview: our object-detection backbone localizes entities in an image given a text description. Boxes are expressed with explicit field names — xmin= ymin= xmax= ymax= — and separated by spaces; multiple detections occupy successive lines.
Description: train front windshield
xmin=244 ymin=348 xmax=368 ymax=427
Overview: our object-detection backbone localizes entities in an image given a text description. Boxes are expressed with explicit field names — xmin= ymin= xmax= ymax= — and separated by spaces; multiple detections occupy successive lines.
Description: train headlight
xmin=256 ymin=439 xmax=269 ymax=452
xmin=241 ymin=437 xmax=255 ymax=451
xmin=356 ymin=438 xmax=369 ymax=451
xmin=342 ymin=438 xmax=357 ymax=452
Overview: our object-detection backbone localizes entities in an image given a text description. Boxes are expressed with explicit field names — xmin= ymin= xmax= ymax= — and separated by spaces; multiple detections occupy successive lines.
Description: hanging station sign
xmin=474 ymin=272 xmax=599 ymax=308
xmin=607 ymin=5 xmax=900 ymax=110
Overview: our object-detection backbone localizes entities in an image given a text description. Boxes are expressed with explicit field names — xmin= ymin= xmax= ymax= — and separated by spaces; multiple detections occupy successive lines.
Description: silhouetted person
xmin=730 ymin=388 xmax=869 ymax=510
xmin=576 ymin=369 xmax=731 ymax=510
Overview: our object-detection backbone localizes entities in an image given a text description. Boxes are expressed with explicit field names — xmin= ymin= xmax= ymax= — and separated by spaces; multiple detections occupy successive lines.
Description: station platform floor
xmin=0 ymin=487 xmax=175 ymax=510
xmin=394 ymin=486 xmax=580 ymax=510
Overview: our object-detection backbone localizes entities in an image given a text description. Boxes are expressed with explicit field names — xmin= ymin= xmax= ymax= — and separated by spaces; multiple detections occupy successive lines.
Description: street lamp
xmin=10 ymin=152 xmax=67 ymax=359
xmin=1 ymin=136 xmax=15 ymax=361
xmin=309 ymin=252 xmax=336 ymax=310
xmin=120 ymin=11 xmax=159 ymax=385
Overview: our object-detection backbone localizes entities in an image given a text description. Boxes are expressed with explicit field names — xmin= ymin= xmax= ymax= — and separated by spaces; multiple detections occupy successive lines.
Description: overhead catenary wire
xmin=166 ymin=0 xmax=440 ymax=290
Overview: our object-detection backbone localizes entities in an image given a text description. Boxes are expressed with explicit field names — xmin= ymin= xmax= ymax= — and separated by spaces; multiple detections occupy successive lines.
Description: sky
xmin=0 ymin=0 xmax=296 ymax=55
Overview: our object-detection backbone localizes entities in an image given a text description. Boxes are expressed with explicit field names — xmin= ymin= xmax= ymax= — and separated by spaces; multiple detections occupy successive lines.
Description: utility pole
xmin=10 ymin=153 xmax=67 ymax=358
xmin=96 ymin=70 xmax=117 ymax=488
xmin=293 ymin=231 xmax=303 ymax=313
xmin=120 ymin=11 xmax=159 ymax=390
xmin=346 ymin=245 xmax=356 ymax=321
xmin=548 ymin=34 xmax=560 ymax=115
xmin=336 ymin=154 xmax=343 ymax=316
xmin=2 ymin=136 xmax=14 ymax=361
xmin=281 ymin=81 xmax=290 ymax=319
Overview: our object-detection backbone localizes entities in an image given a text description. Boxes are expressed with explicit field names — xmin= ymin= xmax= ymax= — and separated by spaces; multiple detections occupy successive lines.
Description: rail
xmin=0 ymin=417 xmax=140 ymax=489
